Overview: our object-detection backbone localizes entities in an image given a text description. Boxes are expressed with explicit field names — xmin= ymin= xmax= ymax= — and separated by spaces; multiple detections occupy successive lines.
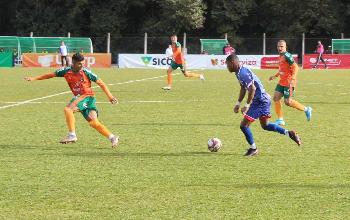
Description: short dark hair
xmin=226 ymin=54 xmax=239 ymax=62
xmin=72 ymin=53 xmax=84 ymax=62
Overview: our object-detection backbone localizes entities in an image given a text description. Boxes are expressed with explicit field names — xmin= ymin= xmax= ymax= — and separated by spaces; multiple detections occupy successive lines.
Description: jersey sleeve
xmin=83 ymin=68 xmax=99 ymax=82
xmin=175 ymin=42 xmax=181 ymax=48
xmin=283 ymin=52 xmax=295 ymax=65
xmin=54 ymin=67 xmax=70 ymax=77
xmin=239 ymin=69 xmax=254 ymax=89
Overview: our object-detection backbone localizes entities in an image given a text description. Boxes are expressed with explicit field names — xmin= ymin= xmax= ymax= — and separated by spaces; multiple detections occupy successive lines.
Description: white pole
xmin=341 ymin=33 xmax=344 ymax=39
xmin=183 ymin=32 xmax=187 ymax=54
xmin=224 ymin=33 xmax=227 ymax=40
xmin=263 ymin=33 xmax=266 ymax=55
xmin=107 ymin=33 xmax=111 ymax=53
xmin=302 ymin=33 xmax=305 ymax=68
xmin=144 ymin=32 xmax=147 ymax=54
xmin=68 ymin=32 xmax=71 ymax=38
xmin=30 ymin=32 xmax=33 ymax=37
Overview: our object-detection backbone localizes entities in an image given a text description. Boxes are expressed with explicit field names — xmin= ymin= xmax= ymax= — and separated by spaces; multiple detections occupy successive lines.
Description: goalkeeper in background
xmin=24 ymin=53 xmax=119 ymax=148
xmin=269 ymin=40 xmax=312 ymax=126
xmin=162 ymin=34 xmax=205 ymax=90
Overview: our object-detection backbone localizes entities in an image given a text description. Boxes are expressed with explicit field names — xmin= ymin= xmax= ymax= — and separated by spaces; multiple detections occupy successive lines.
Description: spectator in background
xmin=201 ymin=50 xmax=208 ymax=55
xmin=0 ymin=48 xmax=4 ymax=52
xmin=13 ymin=48 xmax=18 ymax=66
xmin=223 ymin=43 xmax=236 ymax=55
xmin=59 ymin=41 xmax=69 ymax=67
xmin=165 ymin=44 xmax=173 ymax=58
xmin=313 ymin=40 xmax=327 ymax=69
xmin=80 ymin=48 xmax=84 ymax=53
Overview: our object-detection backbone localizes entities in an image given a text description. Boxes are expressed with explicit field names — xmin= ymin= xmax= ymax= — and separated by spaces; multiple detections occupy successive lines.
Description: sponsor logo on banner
xmin=303 ymin=54 xmax=350 ymax=69
xmin=261 ymin=56 xmax=298 ymax=69
xmin=141 ymin=56 xmax=172 ymax=66
xmin=23 ymin=53 xmax=110 ymax=68
xmin=141 ymin=56 xmax=152 ymax=65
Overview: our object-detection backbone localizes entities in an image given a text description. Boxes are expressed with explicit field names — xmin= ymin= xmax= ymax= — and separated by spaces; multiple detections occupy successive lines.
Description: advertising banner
xmin=261 ymin=55 xmax=298 ymax=69
xmin=118 ymin=54 xmax=272 ymax=69
xmin=22 ymin=53 xmax=111 ymax=68
xmin=303 ymin=54 xmax=350 ymax=69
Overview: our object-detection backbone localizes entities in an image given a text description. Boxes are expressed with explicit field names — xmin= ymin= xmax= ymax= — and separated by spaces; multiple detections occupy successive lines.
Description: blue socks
xmin=262 ymin=123 xmax=287 ymax=135
xmin=240 ymin=125 xmax=254 ymax=145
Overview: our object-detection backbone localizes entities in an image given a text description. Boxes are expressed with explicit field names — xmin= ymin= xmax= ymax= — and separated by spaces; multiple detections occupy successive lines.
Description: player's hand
xmin=241 ymin=106 xmax=249 ymax=114
xmin=233 ymin=104 xmax=240 ymax=113
xmin=269 ymin=75 xmax=276 ymax=81
xmin=110 ymin=97 xmax=118 ymax=104
xmin=24 ymin=77 xmax=33 ymax=81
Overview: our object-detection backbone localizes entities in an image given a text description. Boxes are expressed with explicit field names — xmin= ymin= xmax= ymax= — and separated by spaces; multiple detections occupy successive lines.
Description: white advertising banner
xmin=118 ymin=54 xmax=294 ymax=69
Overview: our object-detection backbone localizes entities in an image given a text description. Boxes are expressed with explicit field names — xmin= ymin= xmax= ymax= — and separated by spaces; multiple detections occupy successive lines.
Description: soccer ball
xmin=207 ymin=138 xmax=222 ymax=152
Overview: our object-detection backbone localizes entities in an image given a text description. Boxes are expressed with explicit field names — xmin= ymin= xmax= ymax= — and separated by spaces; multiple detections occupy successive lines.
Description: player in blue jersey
xmin=226 ymin=54 xmax=301 ymax=156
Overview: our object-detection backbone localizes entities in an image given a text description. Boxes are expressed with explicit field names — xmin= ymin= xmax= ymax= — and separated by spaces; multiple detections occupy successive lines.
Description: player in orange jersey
xmin=24 ymin=53 xmax=119 ymax=148
xmin=269 ymin=40 xmax=312 ymax=125
xmin=162 ymin=34 xmax=205 ymax=90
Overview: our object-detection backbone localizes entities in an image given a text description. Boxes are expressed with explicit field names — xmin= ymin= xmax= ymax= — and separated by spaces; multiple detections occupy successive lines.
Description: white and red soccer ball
xmin=207 ymin=138 xmax=222 ymax=152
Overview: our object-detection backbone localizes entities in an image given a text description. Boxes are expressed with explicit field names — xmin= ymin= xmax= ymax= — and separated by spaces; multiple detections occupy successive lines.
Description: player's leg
xmin=260 ymin=117 xmax=301 ymax=145
xmin=273 ymin=86 xmax=285 ymax=125
xmin=162 ymin=66 xmax=173 ymax=90
xmin=313 ymin=53 xmax=321 ymax=68
xmin=61 ymin=56 xmax=64 ymax=67
xmin=284 ymin=93 xmax=312 ymax=122
xmin=64 ymin=56 xmax=69 ymax=66
xmin=240 ymin=118 xmax=258 ymax=156
xmin=86 ymin=110 xmax=119 ymax=148
xmin=181 ymin=64 xmax=205 ymax=80
xmin=60 ymin=105 xmax=78 ymax=144
xmin=320 ymin=55 xmax=327 ymax=68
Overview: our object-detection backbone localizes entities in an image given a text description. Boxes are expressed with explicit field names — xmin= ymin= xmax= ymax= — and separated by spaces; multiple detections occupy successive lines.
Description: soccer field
xmin=0 ymin=67 xmax=349 ymax=219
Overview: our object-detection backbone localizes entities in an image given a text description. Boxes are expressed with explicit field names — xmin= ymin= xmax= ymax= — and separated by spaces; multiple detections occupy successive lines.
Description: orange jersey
xmin=55 ymin=67 xmax=99 ymax=96
xmin=172 ymin=42 xmax=184 ymax=64
xmin=278 ymin=52 xmax=298 ymax=87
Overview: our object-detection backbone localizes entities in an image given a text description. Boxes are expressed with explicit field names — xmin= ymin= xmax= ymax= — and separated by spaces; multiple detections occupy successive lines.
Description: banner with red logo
xmin=303 ymin=54 xmax=350 ymax=69
xmin=261 ymin=56 xmax=299 ymax=69
xmin=22 ymin=53 xmax=111 ymax=68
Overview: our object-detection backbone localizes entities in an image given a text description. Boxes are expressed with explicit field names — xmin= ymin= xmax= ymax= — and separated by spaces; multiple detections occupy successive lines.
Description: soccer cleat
xmin=199 ymin=74 xmax=205 ymax=81
xmin=59 ymin=135 xmax=77 ymax=144
xmin=274 ymin=119 xmax=286 ymax=126
xmin=111 ymin=135 xmax=119 ymax=148
xmin=162 ymin=86 xmax=171 ymax=90
xmin=288 ymin=130 xmax=301 ymax=146
xmin=305 ymin=107 xmax=312 ymax=121
xmin=244 ymin=148 xmax=259 ymax=156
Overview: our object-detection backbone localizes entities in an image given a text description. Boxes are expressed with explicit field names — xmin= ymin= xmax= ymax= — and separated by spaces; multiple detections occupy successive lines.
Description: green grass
xmin=0 ymin=67 xmax=349 ymax=219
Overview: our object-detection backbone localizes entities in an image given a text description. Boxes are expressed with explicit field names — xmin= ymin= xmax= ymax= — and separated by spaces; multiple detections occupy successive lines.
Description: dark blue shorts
xmin=244 ymin=98 xmax=271 ymax=122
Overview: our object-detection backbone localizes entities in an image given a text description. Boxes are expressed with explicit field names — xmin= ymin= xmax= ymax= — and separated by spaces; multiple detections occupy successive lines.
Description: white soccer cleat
xmin=111 ymin=135 xmax=119 ymax=148
xmin=162 ymin=86 xmax=171 ymax=90
xmin=199 ymin=74 xmax=205 ymax=81
xmin=59 ymin=135 xmax=77 ymax=144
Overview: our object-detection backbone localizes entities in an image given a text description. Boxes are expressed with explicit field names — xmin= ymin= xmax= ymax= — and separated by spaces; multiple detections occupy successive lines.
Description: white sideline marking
xmin=0 ymin=73 xmax=181 ymax=110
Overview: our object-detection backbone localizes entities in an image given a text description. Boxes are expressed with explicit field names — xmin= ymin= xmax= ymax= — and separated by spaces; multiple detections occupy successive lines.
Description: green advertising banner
xmin=0 ymin=52 xmax=13 ymax=67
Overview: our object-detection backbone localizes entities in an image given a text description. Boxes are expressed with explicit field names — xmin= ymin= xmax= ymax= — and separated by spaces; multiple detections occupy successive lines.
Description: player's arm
xmin=241 ymin=83 xmax=256 ymax=114
xmin=234 ymin=84 xmax=246 ymax=113
xmin=269 ymin=72 xmax=281 ymax=81
xmin=95 ymin=79 xmax=118 ymax=104
xmin=24 ymin=73 xmax=56 ymax=81
xmin=290 ymin=62 xmax=298 ymax=86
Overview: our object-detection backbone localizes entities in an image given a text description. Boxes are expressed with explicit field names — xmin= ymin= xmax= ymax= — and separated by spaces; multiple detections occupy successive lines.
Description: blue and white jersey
xmin=235 ymin=66 xmax=270 ymax=102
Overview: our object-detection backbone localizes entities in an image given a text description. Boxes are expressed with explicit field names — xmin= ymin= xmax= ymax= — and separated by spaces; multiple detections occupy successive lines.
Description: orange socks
xmin=185 ymin=71 xmax=201 ymax=78
xmin=64 ymin=107 xmax=75 ymax=133
xmin=274 ymin=101 xmax=283 ymax=119
xmin=289 ymin=100 xmax=306 ymax=111
xmin=167 ymin=72 xmax=172 ymax=87
xmin=89 ymin=119 xmax=112 ymax=138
